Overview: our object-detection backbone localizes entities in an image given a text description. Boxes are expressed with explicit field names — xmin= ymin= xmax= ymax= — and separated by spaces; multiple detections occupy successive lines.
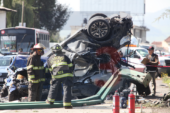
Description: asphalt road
xmin=0 ymin=78 xmax=169 ymax=113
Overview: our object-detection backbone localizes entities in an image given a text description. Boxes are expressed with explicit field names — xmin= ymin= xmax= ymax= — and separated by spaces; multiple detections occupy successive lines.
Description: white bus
xmin=0 ymin=26 xmax=49 ymax=54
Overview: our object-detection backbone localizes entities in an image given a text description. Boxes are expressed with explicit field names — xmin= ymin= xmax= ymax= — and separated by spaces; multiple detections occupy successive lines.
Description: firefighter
xmin=46 ymin=44 xmax=74 ymax=109
xmin=27 ymin=43 xmax=45 ymax=101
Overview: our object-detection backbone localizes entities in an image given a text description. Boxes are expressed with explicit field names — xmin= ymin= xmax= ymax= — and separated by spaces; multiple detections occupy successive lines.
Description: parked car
xmin=0 ymin=55 xmax=50 ymax=101
xmin=157 ymin=56 xmax=170 ymax=76
xmin=120 ymin=47 xmax=147 ymax=72
xmin=121 ymin=47 xmax=170 ymax=76
xmin=0 ymin=55 xmax=15 ymax=86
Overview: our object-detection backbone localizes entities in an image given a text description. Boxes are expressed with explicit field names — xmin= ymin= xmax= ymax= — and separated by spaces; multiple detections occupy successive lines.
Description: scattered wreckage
xmin=0 ymin=13 xmax=152 ymax=102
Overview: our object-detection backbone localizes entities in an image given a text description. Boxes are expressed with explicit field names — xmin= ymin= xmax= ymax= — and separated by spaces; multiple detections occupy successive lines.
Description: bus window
xmin=47 ymin=35 xmax=49 ymax=41
xmin=0 ymin=36 xmax=16 ymax=52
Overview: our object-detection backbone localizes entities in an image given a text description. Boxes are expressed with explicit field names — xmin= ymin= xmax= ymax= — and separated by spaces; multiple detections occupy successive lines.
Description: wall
xmin=162 ymin=41 xmax=169 ymax=52
xmin=0 ymin=10 xmax=6 ymax=29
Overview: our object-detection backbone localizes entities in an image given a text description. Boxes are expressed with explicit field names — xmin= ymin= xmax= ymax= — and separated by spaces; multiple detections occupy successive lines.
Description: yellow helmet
xmin=17 ymin=74 xmax=25 ymax=80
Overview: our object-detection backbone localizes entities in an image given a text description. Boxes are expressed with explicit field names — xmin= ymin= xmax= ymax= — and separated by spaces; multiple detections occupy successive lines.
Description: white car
xmin=120 ymin=47 xmax=170 ymax=75
xmin=120 ymin=47 xmax=147 ymax=72
xmin=0 ymin=55 xmax=15 ymax=86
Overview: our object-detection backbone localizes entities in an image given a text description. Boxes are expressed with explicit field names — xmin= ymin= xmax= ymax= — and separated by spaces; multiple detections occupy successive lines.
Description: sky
xmin=57 ymin=0 xmax=170 ymax=43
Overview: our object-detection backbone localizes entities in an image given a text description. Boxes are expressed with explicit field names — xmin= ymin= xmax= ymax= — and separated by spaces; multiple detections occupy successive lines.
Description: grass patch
xmin=136 ymin=102 xmax=153 ymax=108
xmin=162 ymin=77 xmax=170 ymax=87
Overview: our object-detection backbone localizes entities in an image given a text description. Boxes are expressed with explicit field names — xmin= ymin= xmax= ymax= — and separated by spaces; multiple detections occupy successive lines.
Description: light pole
xmin=21 ymin=1 xmax=24 ymax=26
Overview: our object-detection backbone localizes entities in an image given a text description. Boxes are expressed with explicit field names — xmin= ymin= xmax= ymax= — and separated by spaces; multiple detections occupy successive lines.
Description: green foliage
xmin=155 ymin=9 xmax=170 ymax=22
xmin=4 ymin=0 xmax=35 ymax=27
xmin=50 ymin=32 xmax=63 ymax=43
xmin=4 ymin=0 xmax=70 ymax=39
xmin=34 ymin=0 xmax=70 ymax=36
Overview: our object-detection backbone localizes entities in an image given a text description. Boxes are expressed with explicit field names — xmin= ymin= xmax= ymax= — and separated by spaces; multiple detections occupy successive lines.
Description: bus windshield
xmin=0 ymin=29 xmax=35 ymax=53
xmin=0 ymin=35 xmax=34 ymax=53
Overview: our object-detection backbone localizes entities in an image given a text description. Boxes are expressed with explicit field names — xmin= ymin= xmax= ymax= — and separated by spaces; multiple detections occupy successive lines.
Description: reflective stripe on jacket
xmin=47 ymin=53 xmax=73 ymax=79
xmin=27 ymin=53 xmax=44 ymax=83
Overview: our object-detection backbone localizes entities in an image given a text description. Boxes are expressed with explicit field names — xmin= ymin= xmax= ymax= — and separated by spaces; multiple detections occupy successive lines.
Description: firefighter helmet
xmin=17 ymin=74 xmax=25 ymax=80
xmin=51 ymin=44 xmax=62 ymax=53
xmin=31 ymin=43 xmax=45 ymax=50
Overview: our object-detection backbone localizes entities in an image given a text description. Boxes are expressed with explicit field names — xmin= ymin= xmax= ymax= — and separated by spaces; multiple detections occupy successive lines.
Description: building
xmin=80 ymin=0 xmax=145 ymax=26
xmin=0 ymin=2 xmax=17 ymax=29
xmin=151 ymin=36 xmax=170 ymax=52
xmin=132 ymin=25 xmax=150 ymax=43
xmin=165 ymin=36 xmax=170 ymax=46
xmin=151 ymin=41 xmax=169 ymax=52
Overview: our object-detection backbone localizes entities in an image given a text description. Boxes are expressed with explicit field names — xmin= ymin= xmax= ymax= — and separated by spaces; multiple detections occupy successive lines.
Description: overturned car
xmin=60 ymin=13 xmax=135 ymax=97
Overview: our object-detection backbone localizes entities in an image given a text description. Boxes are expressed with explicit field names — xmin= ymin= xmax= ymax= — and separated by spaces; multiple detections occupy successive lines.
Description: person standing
xmin=146 ymin=46 xmax=159 ymax=96
xmin=46 ymin=44 xmax=74 ymax=109
xmin=27 ymin=43 xmax=45 ymax=101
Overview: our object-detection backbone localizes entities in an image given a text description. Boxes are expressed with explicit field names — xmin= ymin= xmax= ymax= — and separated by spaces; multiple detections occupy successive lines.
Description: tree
xmin=4 ymin=0 xmax=70 ymax=39
xmin=4 ymin=0 xmax=35 ymax=27
xmin=50 ymin=32 xmax=63 ymax=43
xmin=33 ymin=0 xmax=70 ymax=36
xmin=155 ymin=9 xmax=170 ymax=22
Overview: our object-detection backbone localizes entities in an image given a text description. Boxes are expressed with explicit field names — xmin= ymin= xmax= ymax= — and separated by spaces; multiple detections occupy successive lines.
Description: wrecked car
xmin=0 ymin=55 xmax=50 ymax=101
xmin=59 ymin=13 xmax=135 ymax=97
xmin=0 ymin=55 xmax=15 ymax=86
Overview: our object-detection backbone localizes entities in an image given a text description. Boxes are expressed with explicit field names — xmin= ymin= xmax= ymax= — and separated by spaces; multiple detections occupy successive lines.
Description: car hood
xmin=0 ymin=66 xmax=8 ymax=73
xmin=159 ymin=56 xmax=170 ymax=61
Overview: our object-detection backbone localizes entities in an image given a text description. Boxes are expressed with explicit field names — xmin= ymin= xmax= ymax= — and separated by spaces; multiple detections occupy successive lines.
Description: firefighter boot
xmin=64 ymin=105 xmax=73 ymax=109
xmin=46 ymin=99 xmax=54 ymax=105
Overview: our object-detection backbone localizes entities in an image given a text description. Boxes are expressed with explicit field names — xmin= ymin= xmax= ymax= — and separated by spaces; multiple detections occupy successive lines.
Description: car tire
xmin=8 ymin=90 xmax=19 ymax=101
xmin=87 ymin=16 xmax=110 ymax=41
xmin=89 ymin=13 xmax=107 ymax=20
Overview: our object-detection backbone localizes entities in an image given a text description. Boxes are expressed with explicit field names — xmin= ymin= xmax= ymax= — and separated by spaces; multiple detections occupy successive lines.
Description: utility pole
xmin=1 ymin=0 xmax=4 ymax=7
xmin=21 ymin=1 xmax=24 ymax=26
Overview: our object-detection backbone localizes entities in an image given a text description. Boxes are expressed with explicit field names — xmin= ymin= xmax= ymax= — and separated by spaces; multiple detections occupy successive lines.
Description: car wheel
xmin=87 ymin=16 xmax=110 ymax=41
xmin=8 ymin=90 xmax=19 ymax=101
